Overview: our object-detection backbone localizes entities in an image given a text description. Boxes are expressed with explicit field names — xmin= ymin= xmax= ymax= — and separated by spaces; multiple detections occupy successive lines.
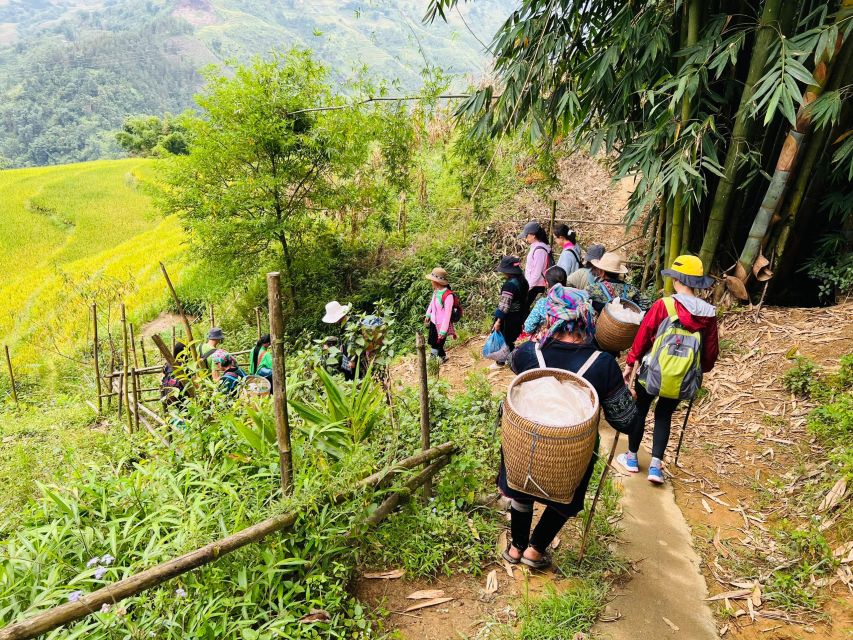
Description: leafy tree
xmin=115 ymin=114 xmax=189 ymax=157
xmin=427 ymin=0 xmax=853 ymax=301
xmin=160 ymin=50 xmax=343 ymax=306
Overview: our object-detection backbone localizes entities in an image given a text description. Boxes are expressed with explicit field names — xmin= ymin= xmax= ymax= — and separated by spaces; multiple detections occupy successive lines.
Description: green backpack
xmin=638 ymin=297 xmax=703 ymax=400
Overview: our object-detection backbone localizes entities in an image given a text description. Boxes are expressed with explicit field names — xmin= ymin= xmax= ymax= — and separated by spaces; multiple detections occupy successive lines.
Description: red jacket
xmin=626 ymin=295 xmax=719 ymax=373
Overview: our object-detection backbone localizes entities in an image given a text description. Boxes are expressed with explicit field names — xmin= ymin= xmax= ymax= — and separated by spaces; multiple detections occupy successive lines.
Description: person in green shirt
xmin=249 ymin=334 xmax=273 ymax=384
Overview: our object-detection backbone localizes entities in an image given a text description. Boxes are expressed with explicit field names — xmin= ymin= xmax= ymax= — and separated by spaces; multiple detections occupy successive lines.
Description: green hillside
xmin=0 ymin=0 xmax=512 ymax=167
xmin=0 ymin=159 xmax=185 ymax=379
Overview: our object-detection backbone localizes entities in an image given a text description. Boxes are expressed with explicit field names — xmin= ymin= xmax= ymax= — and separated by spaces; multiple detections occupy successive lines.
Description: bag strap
xmin=441 ymin=289 xmax=455 ymax=308
xmin=577 ymin=350 xmax=601 ymax=378
xmin=534 ymin=343 xmax=547 ymax=369
xmin=662 ymin=296 xmax=679 ymax=321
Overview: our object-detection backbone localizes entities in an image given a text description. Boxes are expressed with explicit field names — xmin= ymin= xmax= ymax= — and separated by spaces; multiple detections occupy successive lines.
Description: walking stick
xmin=578 ymin=430 xmax=620 ymax=561
xmin=673 ymin=397 xmax=695 ymax=467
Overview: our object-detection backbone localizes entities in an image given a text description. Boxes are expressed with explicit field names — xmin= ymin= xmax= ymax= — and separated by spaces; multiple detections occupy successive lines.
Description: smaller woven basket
xmin=501 ymin=368 xmax=600 ymax=502
xmin=241 ymin=375 xmax=271 ymax=398
xmin=596 ymin=299 xmax=643 ymax=352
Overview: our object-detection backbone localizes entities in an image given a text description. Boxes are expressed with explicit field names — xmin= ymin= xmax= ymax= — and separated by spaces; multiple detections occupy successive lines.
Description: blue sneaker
xmin=647 ymin=465 xmax=665 ymax=484
xmin=616 ymin=452 xmax=639 ymax=473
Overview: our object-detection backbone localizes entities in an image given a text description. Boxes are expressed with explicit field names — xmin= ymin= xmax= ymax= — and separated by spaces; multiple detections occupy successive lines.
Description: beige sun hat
xmin=590 ymin=252 xmax=629 ymax=275
xmin=426 ymin=267 xmax=449 ymax=286
xmin=322 ymin=300 xmax=351 ymax=324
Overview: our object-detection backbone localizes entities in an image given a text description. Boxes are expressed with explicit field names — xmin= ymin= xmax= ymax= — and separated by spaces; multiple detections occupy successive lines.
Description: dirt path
xmin=593 ymin=426 xmax=717 ymax=639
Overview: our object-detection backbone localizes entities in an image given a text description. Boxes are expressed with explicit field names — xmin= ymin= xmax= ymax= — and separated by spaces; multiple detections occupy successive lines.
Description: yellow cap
xmin=670 ymin=255 xmax=705 ymax=277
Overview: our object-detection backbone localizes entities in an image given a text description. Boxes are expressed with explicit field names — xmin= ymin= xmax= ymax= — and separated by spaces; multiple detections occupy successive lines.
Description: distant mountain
xmin=0 ymin=0 xmax=513 ymax=167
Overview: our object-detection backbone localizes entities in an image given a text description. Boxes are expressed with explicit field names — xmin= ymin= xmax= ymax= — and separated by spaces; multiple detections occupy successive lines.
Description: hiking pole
xmin=673 ymin=397 xmax=695 ymax=467
xmin=578 ymin=430 xmax=620 ymax=562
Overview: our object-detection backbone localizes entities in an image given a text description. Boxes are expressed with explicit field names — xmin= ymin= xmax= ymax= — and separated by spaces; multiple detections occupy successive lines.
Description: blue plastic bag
xmin=482 ymin=330 xmax=510 ymax=362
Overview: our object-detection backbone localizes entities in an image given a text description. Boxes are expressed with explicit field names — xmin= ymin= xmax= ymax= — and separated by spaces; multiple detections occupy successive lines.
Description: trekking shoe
xmin=489 ymin=361 xmax=506 ymax=370
xmin=616 ymin=452 xmax=639 ymax=473
xmin=647 ymin=465 xmax=665 ymax=484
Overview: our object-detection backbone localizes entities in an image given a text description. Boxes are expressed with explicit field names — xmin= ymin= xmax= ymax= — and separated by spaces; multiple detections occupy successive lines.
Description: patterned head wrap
xmin=543 ymin=284 xmax=596 ymax=342
xmin=211 ymin=349 xmax=237 ymax=371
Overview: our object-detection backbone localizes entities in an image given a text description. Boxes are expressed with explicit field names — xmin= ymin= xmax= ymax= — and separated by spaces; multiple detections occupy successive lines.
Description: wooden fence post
xmin=549 ymin=199 xmax=557 ymax=243
xmin=255 ymin=307 xmax=262 ymax=339
xmin=139 ymin=337 xmax=148 ymax=367
xmin=159 ymin=262 xmax=203 ymax=369
xmin=415 ymin=332 xmax=431 ymax=499
xmin=4 ymin=345 xmax=18 ymax=406
xmin=130 ymin=367 xmax=140 ymax=433
xmin=171 ymin=326 xmax=176 ymax=352
xmin=92 ymin=304 xmax=102 ymax=414
xmin=209 ymin=303 xmax=215 ymax=329
xmin=129 ymin=323 xmax=140 ymax=370
xmin=121 ymin=304 xmax=132 ymax=433
xmin=267 ymin=272 xmax=293 ymax=496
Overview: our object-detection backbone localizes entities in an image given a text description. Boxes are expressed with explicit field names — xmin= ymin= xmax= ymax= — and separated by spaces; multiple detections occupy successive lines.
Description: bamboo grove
xmin=428 ymin=0 xmax=853 ymax=304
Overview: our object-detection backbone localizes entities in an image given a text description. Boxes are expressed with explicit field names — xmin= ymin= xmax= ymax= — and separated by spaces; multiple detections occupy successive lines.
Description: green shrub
xmin=782 ymin=357 xmax=817 ymax=397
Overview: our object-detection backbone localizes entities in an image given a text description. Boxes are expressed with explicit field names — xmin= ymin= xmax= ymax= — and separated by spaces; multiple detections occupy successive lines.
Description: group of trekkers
xmin=424 ymin=219 xmax=719 ymax=570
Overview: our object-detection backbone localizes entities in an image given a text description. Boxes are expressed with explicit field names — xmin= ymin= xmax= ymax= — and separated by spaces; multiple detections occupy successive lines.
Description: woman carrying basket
xmin=498 ymin=286 xmax=638 ymax=569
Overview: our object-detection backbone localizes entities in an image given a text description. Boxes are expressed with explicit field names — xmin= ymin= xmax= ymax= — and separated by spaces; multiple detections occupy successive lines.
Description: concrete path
xmin=592 ymin=426 xmax=718 ymax=640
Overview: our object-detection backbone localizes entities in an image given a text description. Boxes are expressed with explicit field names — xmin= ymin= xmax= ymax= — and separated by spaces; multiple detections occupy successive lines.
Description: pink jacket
xmin=524 ymin=241 xmax=551 ymax=289
xmin=425 ymin=289 xmax=457 ymax=338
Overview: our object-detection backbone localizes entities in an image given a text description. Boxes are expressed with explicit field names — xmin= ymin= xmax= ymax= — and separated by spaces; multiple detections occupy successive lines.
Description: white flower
xmin=100 ymin=554 xmax=115 ymax=566
xmin=94 ymin=566 xmax=108 ymax=580
xmin=175 ymin=588 xmax=187 ymax=598
xmin=68 ymin=591 xmax=83 ymax=603
xmin=86 ymin=557 xmax=100 ymax=568
xmin=100 ymin=603 xmax=111 ymax=613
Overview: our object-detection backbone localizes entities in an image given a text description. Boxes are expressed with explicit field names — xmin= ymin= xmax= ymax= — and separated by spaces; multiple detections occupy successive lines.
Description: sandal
xmin=520 ymin=553 xmax=552 ymax=571
xmin=501 ymin=543 xmax=522 ymax=565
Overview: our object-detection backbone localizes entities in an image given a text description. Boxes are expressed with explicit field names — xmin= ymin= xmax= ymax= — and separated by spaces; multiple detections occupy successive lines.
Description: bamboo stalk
xmin=698 ymin=0 xmax=783 ymax=270
xmin=129 ymin=324 xmax=139 ymax=371
xmin=267 ymin=272 xmax=293 ymax=496
xmin=548 ymin=199 xmax=557 ymax=243
xmin=107 ymin=351 xmax=114 ymax=410
xmin=366 ymin=456 xmax=451 ymax=526
xmin=415 ymin=333 xmax=431 ymax=500
xmin=121 ymin=304 xmax=132 ymax=433
xmin=171 ymin=326 xmax=176 ymax=352
xmin=130 ymin=368 xmax=140 ymax=433
xmin=117 ymin=373 xmax=124 ymax=418
xmin=0 ymin=444 xmax=455 ymax=640
xmin=159 ymin=262 xmax=202 ymax=369
xmin=209 ymin=303 xmax=215 ymax=329
xmin=255 ymin=307 xmax=262 ymax=339
xmin=4 ymin=345 xmax=18 ymax=406
xmin=139 ymin=337 xmax=148 ymax=367
xmin=579 ymin=431 xmax=620 ymax=561
xmin=92 ymin=304 xmax=102 ymax=414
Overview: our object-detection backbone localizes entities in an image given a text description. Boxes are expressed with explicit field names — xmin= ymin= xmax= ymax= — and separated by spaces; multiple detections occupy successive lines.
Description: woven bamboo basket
xmin=241 ymin=374 xmax=271 ymax=398
xmin=596 ymin=299 xmax=643 ymax=352
xmin=501 ymin=368 xmax=600 ymax=502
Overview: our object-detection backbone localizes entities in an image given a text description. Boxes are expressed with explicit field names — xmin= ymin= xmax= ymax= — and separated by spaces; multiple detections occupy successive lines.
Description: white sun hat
xmin=322 ymin=300 xmax=352 ymax=324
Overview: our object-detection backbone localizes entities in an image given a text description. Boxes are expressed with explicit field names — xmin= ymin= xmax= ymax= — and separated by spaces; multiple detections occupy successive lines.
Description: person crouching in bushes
xmin=344 ymin=315 xmax=387 ymax=381
xmin=586 ymin=252 xmax=650 ymax=314
xmin=618 ymin=255 xmax=719 ymax=484
xmin=499 ymin=286 xmax=638 ymax=569
xmin=211 ymin=349 xmax=245 ymax=397
xmin=491 ymin=256 xmax=529 ymax=368
xmin=249 ymin=334 xmax=273 ymax=386
xmin=523 ymin=265 xmax=567 ymax=341
xmin=424 ymin=267 xmax=457 ymax=363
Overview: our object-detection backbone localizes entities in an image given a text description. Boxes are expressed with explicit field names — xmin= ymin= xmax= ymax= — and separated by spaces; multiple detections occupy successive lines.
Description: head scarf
xmin=211 ymin=349 xmax=237 ymax=371
xmin=543 ymin=284 xmax=596 ymax=342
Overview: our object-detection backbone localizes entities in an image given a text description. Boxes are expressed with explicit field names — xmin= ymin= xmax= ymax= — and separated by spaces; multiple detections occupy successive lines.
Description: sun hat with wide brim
xmin=207 ymin=327 xmax=224 ymax=341
xmin=589 ymin=252 xmax=628 ymax=275
xmin=426 ymin=267 xmax=449 ymax=286
xmin=322 ymin=300 xmax=352 ymax=324
xmin=496 ymin=256 xmax=524 ymax=275
xmin=661 ymin=254 xmax=715 ymax=289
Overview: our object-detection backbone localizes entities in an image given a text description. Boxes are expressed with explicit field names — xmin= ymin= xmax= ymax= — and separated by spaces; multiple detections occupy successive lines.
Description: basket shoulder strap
xmin=576 ymin=350 xmax=601 ymax=378
xmin=534 ymin=343 xmax=547 ymax=369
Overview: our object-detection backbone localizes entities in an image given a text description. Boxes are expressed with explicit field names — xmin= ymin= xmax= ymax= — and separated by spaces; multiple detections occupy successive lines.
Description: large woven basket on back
xmin=596 ymin=299 xmax=643 ymax=352
xmin=501 ymin=368 xmax=600 ymax=502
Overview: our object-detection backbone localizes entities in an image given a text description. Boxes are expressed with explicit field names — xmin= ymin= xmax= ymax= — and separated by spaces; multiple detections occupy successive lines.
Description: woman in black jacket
xmin=491 ymin=256 xmax=529 ymax=367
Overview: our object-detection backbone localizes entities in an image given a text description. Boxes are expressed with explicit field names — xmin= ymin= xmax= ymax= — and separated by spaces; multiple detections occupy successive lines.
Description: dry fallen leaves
xmin=706 ymin=588 xmax=753 ymax=602
xmin=485 ymin=569 xmax=499 ymax=594
xmin=819 ymin=477 xmax=847 ymax=512
xmin=712 ymin=528 xmax=730 ymax=558
xmin=299 ymin=609 xmax=331 ymax=623
xmin=406 ymin=589 xmax=445 ymax=600
xmin=702 ymin=498 xmax=713 ymax=514
xmin=662 ymin=616 xmax=680 ymax=631
xmin=363 ymin=569 xmax=405 ymax=579
xmin=404 ymin=597 xmax=454 ymax=613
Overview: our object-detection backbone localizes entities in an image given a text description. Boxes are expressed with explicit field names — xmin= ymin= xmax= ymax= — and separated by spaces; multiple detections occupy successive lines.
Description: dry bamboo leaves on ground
xmin=363 ymin=568 xmax=405 ymax=579
xmin=403 ymin=597 xmax=455 ymax=612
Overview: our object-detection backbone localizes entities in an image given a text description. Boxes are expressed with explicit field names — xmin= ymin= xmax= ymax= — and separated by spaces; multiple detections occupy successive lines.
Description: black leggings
xmin=427 ymin=322 xmax=446 ymax=358
xmin=628 ymin=383 xmax=680 ymax=460
xmin=510 ymin=505 xmax=569 ymax=554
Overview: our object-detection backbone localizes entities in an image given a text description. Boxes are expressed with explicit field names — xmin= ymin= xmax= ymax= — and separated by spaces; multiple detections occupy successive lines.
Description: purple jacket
xmin=524 ymin=241 xmax=551 ymax=289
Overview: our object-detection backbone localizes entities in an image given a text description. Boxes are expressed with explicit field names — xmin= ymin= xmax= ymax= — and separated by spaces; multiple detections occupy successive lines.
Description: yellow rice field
xmin=0 ymin=159 xmax=187 ymax=382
